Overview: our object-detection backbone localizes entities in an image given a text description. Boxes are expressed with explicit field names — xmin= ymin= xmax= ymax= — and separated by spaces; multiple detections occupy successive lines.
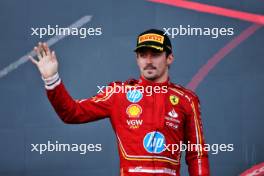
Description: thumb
xmin=29 ymin=56 xmax=38 ymax=66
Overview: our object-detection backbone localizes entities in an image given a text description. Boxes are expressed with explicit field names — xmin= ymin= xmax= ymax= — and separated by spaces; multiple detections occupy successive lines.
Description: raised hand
xmin=29 ymin=42 xmax=58 ymax=79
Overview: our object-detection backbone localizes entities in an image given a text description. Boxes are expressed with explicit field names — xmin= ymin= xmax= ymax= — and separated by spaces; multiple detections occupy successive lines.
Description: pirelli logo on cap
xmin=138 ymin=33 xmax=164 ymax=44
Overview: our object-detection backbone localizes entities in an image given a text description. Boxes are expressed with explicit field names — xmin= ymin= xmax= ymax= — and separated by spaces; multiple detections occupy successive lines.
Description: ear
xmin=136 ymin=53 xmax=140 ymax=67
xmin=167 ymin=53 xmax=174 ymax=65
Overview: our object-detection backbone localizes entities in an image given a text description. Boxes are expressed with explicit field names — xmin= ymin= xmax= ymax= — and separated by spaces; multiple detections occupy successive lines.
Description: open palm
xmin=29 ymin=42 xmax=58 ymax=79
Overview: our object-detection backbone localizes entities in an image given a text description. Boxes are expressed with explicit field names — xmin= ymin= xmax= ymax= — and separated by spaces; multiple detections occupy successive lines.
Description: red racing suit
xmin=45 ymin=74 xmax=210 ymax=176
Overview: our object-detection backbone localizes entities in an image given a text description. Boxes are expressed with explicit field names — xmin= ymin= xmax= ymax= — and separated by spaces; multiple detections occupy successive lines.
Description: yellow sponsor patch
xmin=169 ymin=95 xmax=179 ymax=105
xmin=138 ymin=33 xmax=164 ymax=44
xmin=126 ymin=104 xmax=142 ymax=118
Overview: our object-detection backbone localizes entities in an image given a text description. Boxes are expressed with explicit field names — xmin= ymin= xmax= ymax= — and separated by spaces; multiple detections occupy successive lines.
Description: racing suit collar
xmin=139 ymin=75 xmax=170 ymax=86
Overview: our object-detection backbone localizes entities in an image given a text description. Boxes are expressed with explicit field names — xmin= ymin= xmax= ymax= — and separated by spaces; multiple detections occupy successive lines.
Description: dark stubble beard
xmin=143 ymin=64 xmax=168 ymax=82
xmin=143 ymin=64 xmax=158 ymax=81
xmin=144 ymin=73 xmax=158 ymax=81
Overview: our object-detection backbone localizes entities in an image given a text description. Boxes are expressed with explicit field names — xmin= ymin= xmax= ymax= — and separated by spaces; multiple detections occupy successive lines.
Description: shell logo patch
xmin=169 ymin=95 xmax=179 ymax=105
xmin=126 ymin=104 xmax=142 ymax=118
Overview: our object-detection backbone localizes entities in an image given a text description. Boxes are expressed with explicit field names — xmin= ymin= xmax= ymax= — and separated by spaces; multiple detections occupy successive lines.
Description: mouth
xmin=145 ymin=68 xmax=155 ymax=71
xmin=144 ymin=66 xmax=156 ymax=70
xmin=145 ymin=69 xmax=156 ymax=75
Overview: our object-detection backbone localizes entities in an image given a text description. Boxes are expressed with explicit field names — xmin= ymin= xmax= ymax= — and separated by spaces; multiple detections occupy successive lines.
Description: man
xmin=30 ymin=29 xmax=210 ymax=176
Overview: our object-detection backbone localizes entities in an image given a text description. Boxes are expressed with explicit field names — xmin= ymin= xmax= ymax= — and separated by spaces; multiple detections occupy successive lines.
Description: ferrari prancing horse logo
xmin=169 ymin=95 xmax=179 ymax=105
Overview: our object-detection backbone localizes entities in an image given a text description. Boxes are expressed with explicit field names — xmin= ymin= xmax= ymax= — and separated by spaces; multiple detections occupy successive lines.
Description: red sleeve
xmin=46 ymin=81 xmax=115 ymax=124
xmin=185 ymin=95 xmax=210 ymax=176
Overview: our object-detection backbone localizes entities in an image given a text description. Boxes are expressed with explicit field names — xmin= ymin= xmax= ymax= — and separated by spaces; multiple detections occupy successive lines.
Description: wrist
xmin=42 ymin=72 xmax=61 ymax=90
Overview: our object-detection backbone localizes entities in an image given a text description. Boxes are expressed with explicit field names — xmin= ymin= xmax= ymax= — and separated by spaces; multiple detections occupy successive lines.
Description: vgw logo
xmin=127 ymin=119 xmax=143 ymax=129
xmin=143 ymin=131 xmax=165 ymax=153
xmin=126 ymin=90 xmax=143 ymax=103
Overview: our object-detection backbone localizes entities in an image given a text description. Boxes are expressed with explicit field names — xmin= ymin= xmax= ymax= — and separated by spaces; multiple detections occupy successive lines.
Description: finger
xmin=41 ymin=42 xmax=48 ymax=56
xmin=34 ymin=46 xmax=42 ymax=61
xmin=28 ymin=55 xmax=38 ymax=65
xmin=43 ymin=43 xmax=51 ymax=55
xmin=51 ymin=51 xmax=57 ymax=61
xmin=39 ymin=42 xmax=47 ymax=57
xmin=41 ymin=48 xmax=46 ymax=57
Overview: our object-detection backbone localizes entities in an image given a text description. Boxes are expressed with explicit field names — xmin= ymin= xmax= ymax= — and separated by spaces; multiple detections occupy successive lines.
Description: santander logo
xmin=168 ymin=109 xmax=178 ymax=118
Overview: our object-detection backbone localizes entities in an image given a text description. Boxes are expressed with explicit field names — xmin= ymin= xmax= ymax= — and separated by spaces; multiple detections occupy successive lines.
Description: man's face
xmin=136 ymin=47 xmax=173 ymax=81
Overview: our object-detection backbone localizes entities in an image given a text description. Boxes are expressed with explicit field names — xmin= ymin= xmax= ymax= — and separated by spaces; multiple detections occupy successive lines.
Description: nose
xmin=146 ymin=54 xmax=153 ymax=64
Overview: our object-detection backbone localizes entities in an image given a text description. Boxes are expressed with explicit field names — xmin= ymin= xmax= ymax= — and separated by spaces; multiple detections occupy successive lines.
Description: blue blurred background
xmin=0 ymin=0 xmax=263 ymax=175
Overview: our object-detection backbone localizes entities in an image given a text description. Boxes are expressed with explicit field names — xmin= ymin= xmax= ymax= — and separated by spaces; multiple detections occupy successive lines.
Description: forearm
xmin=43 ymin=73 xmax=87 ymax=123
xmin=43 ymin=73 xmax=112 ymax=123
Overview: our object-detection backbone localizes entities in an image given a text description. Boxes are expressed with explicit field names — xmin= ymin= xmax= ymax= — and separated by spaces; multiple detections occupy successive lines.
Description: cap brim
xmin=134 ymin=45 xmax=164 ymax=52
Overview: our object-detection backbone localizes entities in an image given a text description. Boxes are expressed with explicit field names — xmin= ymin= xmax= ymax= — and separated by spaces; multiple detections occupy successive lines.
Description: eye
xmin=152 ymin=52 xmax=161 ymax=57
xmin=139 ymin=52 xmax=147 ymax=58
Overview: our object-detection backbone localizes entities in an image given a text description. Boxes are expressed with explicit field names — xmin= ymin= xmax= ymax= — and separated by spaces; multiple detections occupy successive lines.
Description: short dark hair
xmin=165 ymin=50 xmax=172 ymax=57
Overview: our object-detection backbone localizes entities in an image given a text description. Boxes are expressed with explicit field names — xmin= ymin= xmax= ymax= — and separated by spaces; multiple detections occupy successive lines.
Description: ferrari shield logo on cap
xmin=169 ymin=95 xmax=179 ymax=105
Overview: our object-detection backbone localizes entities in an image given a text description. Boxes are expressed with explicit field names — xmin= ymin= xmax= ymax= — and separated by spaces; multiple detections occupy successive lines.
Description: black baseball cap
xmin=134 ymin=29 xmax=172 ymax=53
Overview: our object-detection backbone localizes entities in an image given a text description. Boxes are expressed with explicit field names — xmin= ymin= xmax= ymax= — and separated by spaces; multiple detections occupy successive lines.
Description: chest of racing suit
xmin=46 ymin=76 xmax=210 ymax=176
